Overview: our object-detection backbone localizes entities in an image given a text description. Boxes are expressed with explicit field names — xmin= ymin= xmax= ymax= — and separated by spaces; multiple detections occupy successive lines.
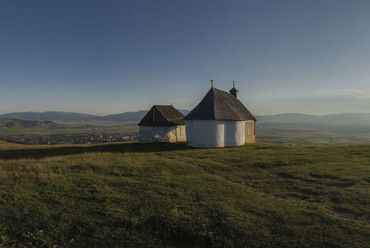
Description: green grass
xmin=0 ymin=141 xmax=369 ymax=247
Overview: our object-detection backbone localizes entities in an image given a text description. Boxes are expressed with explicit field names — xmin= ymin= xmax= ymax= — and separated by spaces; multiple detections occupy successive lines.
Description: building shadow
xmin=0 ymin=142 xmax=192 ymax=160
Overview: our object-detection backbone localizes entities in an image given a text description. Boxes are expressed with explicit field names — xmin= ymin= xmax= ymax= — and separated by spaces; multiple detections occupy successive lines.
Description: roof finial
xmin=210 ymin=79 xmax=214 ymax=88
xmin=229 ymin=81 xmax=238 ymax=99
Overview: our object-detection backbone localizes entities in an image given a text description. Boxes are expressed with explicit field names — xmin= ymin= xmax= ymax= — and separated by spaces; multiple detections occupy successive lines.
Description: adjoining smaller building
xmin=138 ymin=105 xmax=186 ymax=143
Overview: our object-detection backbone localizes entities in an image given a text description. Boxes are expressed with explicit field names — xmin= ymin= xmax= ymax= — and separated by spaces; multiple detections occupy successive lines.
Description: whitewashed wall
xmin=185 ymin=120 xmax=246 ymax=147
xmin=139 ymin=125 xmax=186 ymax=143
xmin=225 ymin=121 xmax=245 ymax=146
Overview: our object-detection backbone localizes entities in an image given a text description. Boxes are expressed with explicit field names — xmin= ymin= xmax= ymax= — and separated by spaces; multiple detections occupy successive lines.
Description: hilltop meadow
xmin=0 ymin=140 xmax=369 ymax=247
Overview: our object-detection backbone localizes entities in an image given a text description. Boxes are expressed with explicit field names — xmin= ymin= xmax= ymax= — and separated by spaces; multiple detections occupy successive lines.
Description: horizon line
xmin=1 ymin=110 xmax=370 ymax=117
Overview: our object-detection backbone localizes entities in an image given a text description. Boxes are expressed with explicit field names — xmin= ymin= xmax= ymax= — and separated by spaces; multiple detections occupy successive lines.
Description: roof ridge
xmin=217 ymin=90 xmax=244 ymax=119
xmin=184 ymin=87 xmax=256 ymax=121
xmin=139 ymin=105 xmax=185 ymax=126
xmin=210 ymin=88 xmax=217 ymax=120
xmin=153 ymin=104 xmax=172 ymax=107
xmin=152 ymin=106 xmax=165 ymax=123
xmin=155 ymin=105 xmax=184 ymax=119
xmin=213 ymin=88 xmax=241 ymax=119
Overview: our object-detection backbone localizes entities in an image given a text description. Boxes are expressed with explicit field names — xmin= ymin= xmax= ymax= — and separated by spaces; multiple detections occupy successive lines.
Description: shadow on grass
xmin=0 ymin=142 xmax=192 ymax=160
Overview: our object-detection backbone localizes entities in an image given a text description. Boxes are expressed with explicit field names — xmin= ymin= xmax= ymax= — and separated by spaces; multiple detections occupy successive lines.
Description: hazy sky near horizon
xmin=1 ymin=0 xmax=370 ymax=115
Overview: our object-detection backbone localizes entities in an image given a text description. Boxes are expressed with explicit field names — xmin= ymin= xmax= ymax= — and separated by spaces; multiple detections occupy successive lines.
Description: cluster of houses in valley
xmin=0 ymin=133 xmax=137 ymax=145
xmin=138 ymin=84 xmax=256 ymax=148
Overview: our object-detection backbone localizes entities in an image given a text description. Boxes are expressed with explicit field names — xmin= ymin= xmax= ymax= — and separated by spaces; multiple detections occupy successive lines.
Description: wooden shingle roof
xmin=184 ymin=87 xmax=256 ymax=121
xmin=138 ymin=105 xmax=185 ymax=126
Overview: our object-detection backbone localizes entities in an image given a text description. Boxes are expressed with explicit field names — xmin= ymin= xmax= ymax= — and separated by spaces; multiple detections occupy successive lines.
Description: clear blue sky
xmin=1 ymin=0 xmax=370 ymax=115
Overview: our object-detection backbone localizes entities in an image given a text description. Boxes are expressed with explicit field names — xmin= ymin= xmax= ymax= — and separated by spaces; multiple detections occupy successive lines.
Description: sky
xmin=1 ymin=0 xmax=370 ymax=116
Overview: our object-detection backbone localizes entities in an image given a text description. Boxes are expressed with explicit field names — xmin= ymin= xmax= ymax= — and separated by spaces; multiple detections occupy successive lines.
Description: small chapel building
xmin=138 ymin=105 xmax=186 ymax=143
xmin=184 ymin=86 xmax=256 ymax=148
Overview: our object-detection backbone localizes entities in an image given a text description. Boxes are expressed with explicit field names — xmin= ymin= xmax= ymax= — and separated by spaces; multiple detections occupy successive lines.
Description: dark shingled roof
xmin=138 ymin=105 xmax=185 ymax=126
xmin=185 ymin=87 xmax=257 ymax=121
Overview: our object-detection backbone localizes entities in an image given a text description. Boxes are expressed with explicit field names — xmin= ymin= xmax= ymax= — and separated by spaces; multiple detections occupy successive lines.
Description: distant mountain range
xmin=101 ymin=111 xmax=148 ymax=123
xmin=256 ymin=113 xmax=370 ymax=127
xmin=1 ymin=111 xmax=370 ymax=126
xmin=0 ymin=112 xmax=100 ymax=122
xmin=0 ymin=118 xmax=62 ymax=129
xmin=0 ymin=110 xmax=191 ymax=124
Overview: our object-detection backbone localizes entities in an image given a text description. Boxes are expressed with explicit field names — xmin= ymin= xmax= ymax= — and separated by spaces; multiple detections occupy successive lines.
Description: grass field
xmin=0 ymin=141 xmax=369 ymax=247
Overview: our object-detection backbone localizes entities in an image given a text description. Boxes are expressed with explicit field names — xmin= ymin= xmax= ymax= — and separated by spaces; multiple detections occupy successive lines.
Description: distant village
xmin=0 ymin=133 xmax=138 ymax=145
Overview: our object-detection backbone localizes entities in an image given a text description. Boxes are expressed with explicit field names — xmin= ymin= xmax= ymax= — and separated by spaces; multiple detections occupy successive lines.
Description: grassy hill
xmin=0 ymin=141 xmax=369 ymax=247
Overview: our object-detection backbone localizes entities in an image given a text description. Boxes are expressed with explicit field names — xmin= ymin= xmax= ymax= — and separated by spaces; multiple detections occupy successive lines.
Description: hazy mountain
xmin=256 ymin=113 xmax=370 ymax=127
xmin=0 ymin=109 xmax=192 ymax=124
xmin=101 ymin=110 xmax=148 ymax=123
xmin=0 ymin=118 xmax=61 ymax=129
xmin=178 ymin=109 xmax=191 ymax=116
xmin=320 ymin=113 xmax=370 ymax=125
xmin=0 ymin=111 xmax=100 ymax=122
xmin=102 ymin=109 xmax=190 ymax=122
